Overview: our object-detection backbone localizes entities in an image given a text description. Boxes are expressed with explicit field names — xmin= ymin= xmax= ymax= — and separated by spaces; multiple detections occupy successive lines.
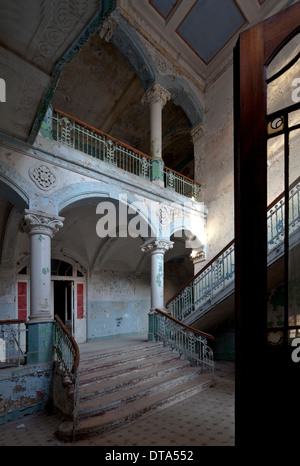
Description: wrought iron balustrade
xmin=52 ymin=109 xmax=201 ymax=200
xmin=0 ymin=320 xmax=27 ymax=368
xmin=154 ymin=308 xmax=214 ymax=374
xmin=168 ymin=179 xmax=300 ymax=323
xmin=53 ymin=315 xmax=80 ymax=431
xmin=164 ymin=167 xmax=201 ymax=200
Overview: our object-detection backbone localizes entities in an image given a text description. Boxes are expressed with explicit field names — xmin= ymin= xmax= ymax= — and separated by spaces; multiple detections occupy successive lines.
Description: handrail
xmin=164 ymin=166 xmax=201 ymax=187
xmin=53 ymin=108 xmax=152 ymax=161
xmin=54 ymin=314 xmax=80 ymax=374
xmin=52 ymin=108 xmax=201 ymax=199
xmin=53 ymin=108 xmax=202 ymax=187
xmin=167 ymin=176 xmax=300 ymax=308
xmin=166 ymin=239 xmax=235 ymax=307
xmin=155 ymin=308 xmax=215 ymax=341
xmin=267 ymin=176 xmax=300 ymax=210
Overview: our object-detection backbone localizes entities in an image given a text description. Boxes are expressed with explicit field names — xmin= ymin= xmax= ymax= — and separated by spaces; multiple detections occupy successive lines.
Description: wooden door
xmin=234 ymin=2 xmax=300 ymax=446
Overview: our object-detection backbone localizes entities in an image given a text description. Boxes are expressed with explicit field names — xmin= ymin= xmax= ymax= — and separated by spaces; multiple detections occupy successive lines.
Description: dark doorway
xmin=53 ymin=280 xmax=74 ymax=335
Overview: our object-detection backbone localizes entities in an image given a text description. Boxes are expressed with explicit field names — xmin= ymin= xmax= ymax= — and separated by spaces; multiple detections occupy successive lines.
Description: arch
xmin=170 ymin=219 xmax=206 ymax=252
xmin=111 ymin=14 xmax=156 ymax=91
xmin=111 ymin=13 xmax=204 ymax=127
xmin=0 ymin=161 xmax=30 ymax=212
xmin=55 ymin=182 xmax=159 ymax=237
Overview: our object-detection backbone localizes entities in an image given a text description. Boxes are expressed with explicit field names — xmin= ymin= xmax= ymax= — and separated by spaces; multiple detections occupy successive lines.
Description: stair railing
xmin=167 ymin=177 xmax=300 ymax=324
xmin=0 ymin=319 xmax=27 ymax=368
xmin=53 ymin=315 xmax=80 ymax=433
xmin=153 ymin=308 xmax=215 ymax=374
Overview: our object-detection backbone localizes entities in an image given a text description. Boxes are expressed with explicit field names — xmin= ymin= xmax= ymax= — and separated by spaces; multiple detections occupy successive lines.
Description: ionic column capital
xmin=141 ymin=238 xmax=174 ymax=255
xmin=142 ymin=83 xmax=171 ymax=108
xmin=23 ymin=210 xmax=64 ymax=237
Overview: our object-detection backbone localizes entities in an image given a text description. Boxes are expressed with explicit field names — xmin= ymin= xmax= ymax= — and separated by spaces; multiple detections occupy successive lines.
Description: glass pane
xmin=289 ymin=109 xmax=300 ymax=128
xmin=289 ymin=127 xmax=300 ymax=339
xmin=267 ymin=33 xmax=300 ymax=81
xmin=267 ymin=134 xmax=284 ymax=205
xmin=267 ymin=56 xmax=300 ymax=115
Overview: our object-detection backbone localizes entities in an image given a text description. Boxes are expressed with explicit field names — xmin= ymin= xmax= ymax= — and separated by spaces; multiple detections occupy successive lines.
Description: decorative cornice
xmin=141 ymin=238 xmax=174 ymax=255
xmin=142 ymin=82 xmax=171 ymax=107
xmin=22 ymin=210 xmax=64 ymax=237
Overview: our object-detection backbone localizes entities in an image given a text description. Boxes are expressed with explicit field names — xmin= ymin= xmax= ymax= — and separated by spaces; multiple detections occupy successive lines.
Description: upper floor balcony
xmin=40 ymin=108 xmax=201 ymax=203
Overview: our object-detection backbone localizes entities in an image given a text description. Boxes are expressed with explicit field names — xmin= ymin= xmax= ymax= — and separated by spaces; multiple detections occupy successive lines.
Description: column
xmin=23 ymin=210 xmax=64 ymax=362
xmin=142 ymin=83 xmax=171 ymax=186
xmin=141 ymin=238 xmax=173 ymax=340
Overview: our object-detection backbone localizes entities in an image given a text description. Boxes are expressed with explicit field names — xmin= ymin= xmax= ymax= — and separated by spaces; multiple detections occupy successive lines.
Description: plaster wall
xmin=195 ymin=66 xmax=235 ymax=266
xmin=87 ymin=270 xmax=150 ymax=340
xmin=0 ymin=362 xmax=53 ymax=423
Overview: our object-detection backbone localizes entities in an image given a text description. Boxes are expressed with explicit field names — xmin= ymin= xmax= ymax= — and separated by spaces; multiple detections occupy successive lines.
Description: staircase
xmin=168 ymin=178 xmax=300 ymax=328
xmin=56 ymin=340 xmax=213 ymax=441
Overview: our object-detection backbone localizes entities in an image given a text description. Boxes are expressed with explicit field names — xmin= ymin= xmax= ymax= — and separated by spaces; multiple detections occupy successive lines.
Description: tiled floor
xmin=0 ymin=336 xmax=235 ymax=447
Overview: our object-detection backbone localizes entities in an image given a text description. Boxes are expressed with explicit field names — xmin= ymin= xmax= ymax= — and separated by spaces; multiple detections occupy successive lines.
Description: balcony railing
xmin=0 ymin=320 xmax=27 ymax=368
xmin=168 ymin=178 xmax=300 ymax=323
xmin=52 ymin=109 xmax=201 ymax=200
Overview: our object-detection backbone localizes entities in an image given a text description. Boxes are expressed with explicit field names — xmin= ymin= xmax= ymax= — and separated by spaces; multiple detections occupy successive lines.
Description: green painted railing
xmin=168 ymin=178 xmax=300 ymax=323
xmin=52 ymin=109 xmax=201 ymax=200
xmin=153 ymin=308 xmax=215 ymax=374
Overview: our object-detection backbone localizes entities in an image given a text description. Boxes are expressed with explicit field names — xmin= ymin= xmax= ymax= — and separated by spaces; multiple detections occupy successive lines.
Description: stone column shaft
xmin=141 ymin=238 xmax=173 ymax=341
xmin=141 ymin=238 xmax=173 ymax=310
xmin=23 ymin=210 xmax=64 ymax=322
xmin=142 ymin=83 xmax=171 ymax=186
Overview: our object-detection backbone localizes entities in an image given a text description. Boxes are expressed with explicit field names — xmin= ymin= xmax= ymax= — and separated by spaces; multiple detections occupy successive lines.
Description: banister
xmin=167 ymin=177 xmax=300 ymax=308
xmin=155 ymin=308 xmax=215 ymax=341
xmin=165 ymin=166 xmax=202 ymax=187
xmin=53 ymin=108 xmax=152 ymax=160
xmin=54 ymin=314 xmax=80 ymax=374
xmin=166 ymin=239 xmax=235 ymax=307
xmin=267 ymin=175 xmax=300 ymax=210
xmin=53 ymin=108 xmax=201 ymax=193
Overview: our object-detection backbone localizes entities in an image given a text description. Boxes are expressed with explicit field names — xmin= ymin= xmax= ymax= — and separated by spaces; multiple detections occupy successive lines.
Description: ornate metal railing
xmin=154 ymin=308 xmax=214 ymax=374
xmin=168 ymin=178 xmax=300 ymax=323
xmin=0 ymin=320 xmax=27 ymax=368
xmin=164 ymin=167 xmax=201 ymax=200
xmin=267 ymin=177 xmax=300 ymax=250
xmin=52 ymin=108 xmax=201 ymax=200
xmin=53 ymin=315 xmax=80 ymax=429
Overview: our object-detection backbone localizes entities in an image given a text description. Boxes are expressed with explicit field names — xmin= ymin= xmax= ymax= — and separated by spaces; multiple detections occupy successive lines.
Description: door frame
xmin=234 ymin=1 xmax=300 ymax=446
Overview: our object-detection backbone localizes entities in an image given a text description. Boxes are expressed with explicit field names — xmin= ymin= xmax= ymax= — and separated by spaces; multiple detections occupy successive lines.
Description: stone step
xmin=79 ymin=341 xmax=164 ymax=367
xmin=78 ymin=365 xmax=202 ymax=419
xmin=55 ymin=341 xmax=214 ymax=441
xmin=78 ymin=351 xmax=182 ymax=387
xmin=79 ymin=357 xmax=190 ymax=400
xmin=57 ymin=373 xmax=212 ymax=441
xmin=78 ymin=344 xmax=170 ymax=377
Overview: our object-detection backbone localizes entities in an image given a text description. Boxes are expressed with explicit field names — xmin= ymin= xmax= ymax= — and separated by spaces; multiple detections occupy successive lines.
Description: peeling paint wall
xmin=195 ymin=66 xmax=235 ymax=264
xmin=88 ymin=271 xmax=151 ymax=340
xmin=0 ymin=363 xmax=53 ymax=423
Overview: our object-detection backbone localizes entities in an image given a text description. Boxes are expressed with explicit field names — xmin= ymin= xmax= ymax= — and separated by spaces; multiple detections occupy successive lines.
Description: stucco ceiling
xmin=0 ymin=0 xmax=297 ymax=148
